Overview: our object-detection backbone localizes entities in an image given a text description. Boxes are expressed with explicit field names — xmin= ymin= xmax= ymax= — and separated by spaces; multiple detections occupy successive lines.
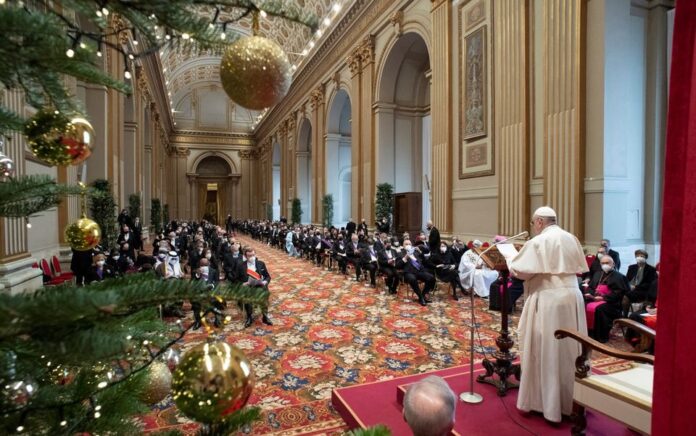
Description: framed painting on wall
xmin=458 ymin=1 xmax=494 ymax=179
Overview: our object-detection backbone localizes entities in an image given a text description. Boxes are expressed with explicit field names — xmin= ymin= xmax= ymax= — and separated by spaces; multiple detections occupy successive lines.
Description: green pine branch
xmin=0 ymin=174 xmax=84 ymax=218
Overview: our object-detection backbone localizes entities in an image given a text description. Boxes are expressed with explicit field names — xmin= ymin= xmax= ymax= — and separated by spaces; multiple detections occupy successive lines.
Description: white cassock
xmin=507 ymin=224 xmax=588 ymax=422
xmin=458 ymin=249 xmax=499 ymax=297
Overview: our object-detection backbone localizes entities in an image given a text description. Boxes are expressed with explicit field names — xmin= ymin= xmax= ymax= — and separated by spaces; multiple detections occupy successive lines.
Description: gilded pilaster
xmin=543 ymin=0 xmax=585 ymax=237
xmin=239 ymin=149 xmax=254 ymax=219
xmin=431 ymin=0 xmax=453 ymax=234
xmin=496 ymin=0 xmax=529 ymax=235
xmin=310 ymin=90 xmax=324 ymax=225
xmin=348 ymin=50 xmax=362 ymax=222
xmin=359 ymin=36 xmax=375 ymax=225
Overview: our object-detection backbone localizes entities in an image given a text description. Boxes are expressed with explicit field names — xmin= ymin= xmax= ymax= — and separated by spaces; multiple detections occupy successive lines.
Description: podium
xmin=474 ymin=245 xmax=521 ymax=396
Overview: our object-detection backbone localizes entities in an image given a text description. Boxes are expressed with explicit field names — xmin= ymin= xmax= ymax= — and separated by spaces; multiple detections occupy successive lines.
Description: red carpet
xmin=333 ymin=364 xmax=636 ymax=436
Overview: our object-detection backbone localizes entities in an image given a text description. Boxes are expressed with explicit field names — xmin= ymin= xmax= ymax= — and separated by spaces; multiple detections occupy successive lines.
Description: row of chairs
xmin=33 ymin=256 xmax=73 ymax=286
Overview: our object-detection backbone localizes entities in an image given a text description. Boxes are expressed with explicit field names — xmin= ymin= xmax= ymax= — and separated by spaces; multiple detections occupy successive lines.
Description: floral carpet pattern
xmin=141 ymin=236 xmax=628 ymax=435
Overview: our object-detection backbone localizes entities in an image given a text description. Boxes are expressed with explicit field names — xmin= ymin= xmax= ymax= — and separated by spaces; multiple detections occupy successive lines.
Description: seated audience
xmin=457 ymin=240 xmax=498 ymax=298
xmin=432 ymin=242 xmax=462 ymax=300
xmin=624 ymin=249 xmax=657 ymax=313
xmin=86 ymin=253 xmax=115 ymax=284
xmin=398 ymin=239 xmax=435 ymax=306
xmin=234 ymin=247 xmax=273 ymax=328
xmin=403 ymin=376 xmax=456 ymax=436
xmin=583 ymin=256 xmax=629 ymax=343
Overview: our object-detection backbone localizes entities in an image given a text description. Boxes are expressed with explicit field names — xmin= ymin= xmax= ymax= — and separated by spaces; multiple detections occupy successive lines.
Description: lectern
xmin=474 ymin=245 xmax=521 ymax=396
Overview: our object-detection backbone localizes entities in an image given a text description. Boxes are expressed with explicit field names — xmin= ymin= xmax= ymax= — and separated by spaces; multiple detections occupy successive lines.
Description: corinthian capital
xmin=347 ymin=51 xmax=361 ymax=76
xmin=359 ymin=36 xmax=375 ymax=66
xmin=310 ymin=88 xmax=324 ymax=110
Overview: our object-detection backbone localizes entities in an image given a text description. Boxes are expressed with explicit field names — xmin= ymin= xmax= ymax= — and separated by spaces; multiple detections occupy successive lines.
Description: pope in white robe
xmin=506 ymin=206 xmax=588 ymax=423
xmin=458 ymin=240 xmax=499 ymax=297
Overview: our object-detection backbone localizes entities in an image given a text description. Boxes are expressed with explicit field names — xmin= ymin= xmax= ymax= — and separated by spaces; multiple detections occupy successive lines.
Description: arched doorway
xmin=326 ymin=89 xmax=352 ymax=227
xmin=272 ymin=142 xmax=281 ymax=221
xmin=297 ymin=119 xmax=312 ymax=223
xmin=194 ymin=155 xmax=234 ymax=224
xmin=376 ymin=33 xmax=432 ymax=232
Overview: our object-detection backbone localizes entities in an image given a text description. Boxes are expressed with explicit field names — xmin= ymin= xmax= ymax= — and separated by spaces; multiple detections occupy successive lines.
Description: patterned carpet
xmin=140 ymin=235 xmax=629 ymax=435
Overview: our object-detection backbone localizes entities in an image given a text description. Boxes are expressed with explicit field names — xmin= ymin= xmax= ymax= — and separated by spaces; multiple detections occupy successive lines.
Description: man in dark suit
xmin=333 ymin=235 xmax=349 ymax=274
xmin=397 ymin=240 xmax=435 ymax=306
xmin=347 ymin=233 xmax=364 ymax=281
xmin=361 ymin=238 xmax=379 ymax=287
xmin=358 ymin=219 xmax=368 ymax=235
xmin=346 ymin=218 xmax=357 ymax=237
xmin=376 ymin=217 xmax=390 ymax=234
xmin=600 ymin=238 xmax=621 ymax=270
xmin=222 ymin=241 xmax=243 ymax=282
xmin=234 ymin=248 xmax=273 ymax=328
xmin=624 ymin=249 xmax=658 ymax=312
xmin=191 ymin=257 xmax=221 ymax=330
xmin=426 ymin=220 xmax=441 ymax=251
xmin=378 ymin=239 xmax=400 ymax=294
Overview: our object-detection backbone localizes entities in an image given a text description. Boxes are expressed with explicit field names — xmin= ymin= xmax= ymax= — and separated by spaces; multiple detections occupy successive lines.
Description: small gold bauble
xmin=219 ymin=35 xmax=291 ymax=110
xmin=64 ymin=216 xmax=102 ymax=251
xmin=171 ymin=341 xmax=254 ymax=423
xmin=140 ymin=361 xmax=172 ymax=405
xmin=61 ymin=117 xmax=95 ymax=165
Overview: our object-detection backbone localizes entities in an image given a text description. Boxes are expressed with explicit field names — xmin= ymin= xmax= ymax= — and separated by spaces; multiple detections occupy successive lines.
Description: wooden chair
xmin=555 ymin=321 xmax=654 ymax=435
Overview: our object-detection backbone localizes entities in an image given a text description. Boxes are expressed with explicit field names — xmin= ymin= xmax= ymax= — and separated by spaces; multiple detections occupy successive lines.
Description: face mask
xmin=206 ymin=253 xmax=212 ymax=259
xmin=247 ymin=256 xmax=256 ymax=264
xmin=200 ymin=266 xmax=209 ymax=277
xmin=601 ymin=264 xmax=612 ymax=273
xmin=597 ymin=253 xmax=604 ymax=260
xmin=113 ymin=255 xmax=120 ymax=261
xmin=96 ymin=260 xmax=105 ymax=267
xmin=157 ymin=254 xmax=166 ymax=260
xmin=636 ymin=256 xmax=646 ymax=264
xmin=440 ymin=247 xmax=447 ymax=253
xmin=406 ymin=246 xmax=414 ymax=254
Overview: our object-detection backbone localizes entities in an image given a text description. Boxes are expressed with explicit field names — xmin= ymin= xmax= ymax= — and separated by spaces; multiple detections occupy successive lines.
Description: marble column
xmin=543 ymin=0 xmax=585 ymax=237
xmin=174 ymin=147 xmax=190 ymax=219
xmin=187 ymin=174 xmax=198 ymax=220
xmin=430 ymin=0 xmax=453 ymax=235
xmin=239 ymin=150 xmax=254 ymax=218
xmin=495 ymin=0 xmax=530 ymax=235
xmin=143 ymin=144 xmax=153 ymax=229
xmin=0 ymin=90 xmax=42 ymax=293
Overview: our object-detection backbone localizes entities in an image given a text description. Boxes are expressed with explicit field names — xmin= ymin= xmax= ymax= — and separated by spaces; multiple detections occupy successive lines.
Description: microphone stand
xmin=460 ymin=231 xmax=528 ymax=404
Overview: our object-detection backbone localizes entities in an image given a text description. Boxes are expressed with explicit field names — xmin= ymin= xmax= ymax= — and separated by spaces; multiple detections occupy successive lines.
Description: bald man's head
xmin=403 ymin=376 xmax=456 ymax=436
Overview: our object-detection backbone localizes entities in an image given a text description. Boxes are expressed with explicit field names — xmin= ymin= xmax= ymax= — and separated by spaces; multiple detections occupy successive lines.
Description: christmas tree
xmin=0 ymin=1 xmax=316 ymax=434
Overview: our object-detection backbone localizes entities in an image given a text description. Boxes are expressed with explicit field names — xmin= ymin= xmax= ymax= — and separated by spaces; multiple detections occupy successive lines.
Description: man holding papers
xmin=504 ymin=206 xmax=588 ymax=423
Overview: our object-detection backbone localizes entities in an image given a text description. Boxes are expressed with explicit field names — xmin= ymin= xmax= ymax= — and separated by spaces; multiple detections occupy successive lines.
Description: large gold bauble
xmin=171 ymin=341 xmax=254 ymax=423
xmin=219 ymin=35 xmax=291 ymax=110
xmin=61 ymin=117 xmax=95 ymax=165
xmin=64 ymin=216 xmax=102 ymax=251
xmin=140 ymin=361 xmax=172 ymax=405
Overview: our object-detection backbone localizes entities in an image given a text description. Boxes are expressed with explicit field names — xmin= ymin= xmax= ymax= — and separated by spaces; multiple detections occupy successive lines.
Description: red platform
xmin=331 ymin=364 xmax=636 ymax=435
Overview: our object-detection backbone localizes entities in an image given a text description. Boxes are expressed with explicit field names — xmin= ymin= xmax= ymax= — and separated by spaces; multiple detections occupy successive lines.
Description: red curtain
xmin=653 ymin=0 xmax=696 ymax=434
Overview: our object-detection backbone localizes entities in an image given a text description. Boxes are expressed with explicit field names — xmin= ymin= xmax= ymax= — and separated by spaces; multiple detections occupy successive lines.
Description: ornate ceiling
xmin=158 ymin=1 xmax=338 ymax=135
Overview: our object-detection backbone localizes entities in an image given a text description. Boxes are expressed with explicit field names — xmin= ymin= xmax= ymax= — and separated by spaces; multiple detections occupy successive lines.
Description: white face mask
xmin=247 ymin=256 xmax=256 ymax=264
xmin=601 ymin=264 xmax=612 ymax=273
xmin=205 ymin=253 xmax=212 ymax=259
xmin=96 ymin=260 xmax=105 ymax=267
xmin=157 ymin=253 xmax=166 ymax=260
xmin=405 ymin=245 xmax=414 ymax=254
xmin=440 ymin=247 xmax=447 ymax=253
xmin=597 ymin=253 xmax=605 ymax=260
xmin=200 ymin=266 xmax=209 ymax=277
xmin=113 ymin=255 xmax=120 ymax=261
xmin=636 ymin=256 xmax=646 ymax=264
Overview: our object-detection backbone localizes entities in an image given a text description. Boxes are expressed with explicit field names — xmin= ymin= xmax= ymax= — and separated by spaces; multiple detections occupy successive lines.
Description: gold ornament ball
xmin=64 ymin=216 xmax=102 ymax=251
xmin=220 ymin=35 xmax=291 ymax=110
xmin=171 ymin=341 xmax=254 ymax=423
xmin=61 ymin=117 xmax=95 ymax=166
xmin=140 ymin=361 xmax=172 ymax=405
